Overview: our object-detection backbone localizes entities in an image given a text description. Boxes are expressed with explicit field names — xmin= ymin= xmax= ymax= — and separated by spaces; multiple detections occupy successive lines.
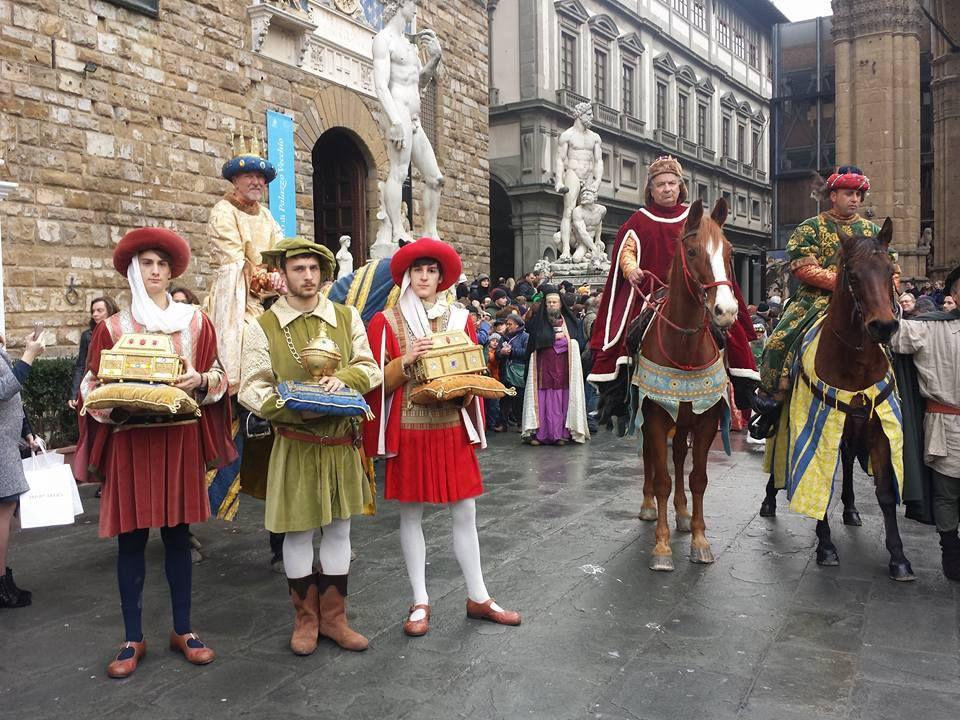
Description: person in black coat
xmin=69 ymin=296 xmax=119 ymax=409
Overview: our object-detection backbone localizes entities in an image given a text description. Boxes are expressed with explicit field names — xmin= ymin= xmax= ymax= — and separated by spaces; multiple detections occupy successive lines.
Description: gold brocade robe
xmin=203 ymin=195 xmax=285 ymax=394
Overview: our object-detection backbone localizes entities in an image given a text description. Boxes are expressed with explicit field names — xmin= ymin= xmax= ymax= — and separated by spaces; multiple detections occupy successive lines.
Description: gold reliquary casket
xmin=410 ymin=330 xmax=487 ymax=384
xmin=98 ymin=333 xmax=183 ymax=383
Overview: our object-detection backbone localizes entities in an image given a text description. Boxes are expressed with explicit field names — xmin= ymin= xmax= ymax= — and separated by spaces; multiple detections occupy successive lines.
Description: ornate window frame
xmin=556 ymin=0 xmax=589 ymax=95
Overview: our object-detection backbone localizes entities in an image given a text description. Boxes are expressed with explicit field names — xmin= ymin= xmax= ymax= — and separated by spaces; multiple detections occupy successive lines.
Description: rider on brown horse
xmin=589 ymin=156 xmax=758 ymax=429
xmin=750 ymin=166 xmax=900 ymax=439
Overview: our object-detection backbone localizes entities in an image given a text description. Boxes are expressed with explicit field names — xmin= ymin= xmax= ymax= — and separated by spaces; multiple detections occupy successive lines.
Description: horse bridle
xmin=834 ymin=260 xmax=902 ymax=352
xmin=644 ymin=229 xmax=734 ymax=371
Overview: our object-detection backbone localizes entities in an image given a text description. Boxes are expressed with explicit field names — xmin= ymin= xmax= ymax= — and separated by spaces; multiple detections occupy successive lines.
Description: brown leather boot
xmin=287 ymin=573 xmax=320 ymax=656
xmin=317 ymin=574 xmax=368 ymax=652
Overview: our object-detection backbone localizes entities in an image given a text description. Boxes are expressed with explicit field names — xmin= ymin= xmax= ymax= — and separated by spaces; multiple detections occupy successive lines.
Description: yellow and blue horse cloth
xmin=783 ymin=319 xmax=903 ymax=520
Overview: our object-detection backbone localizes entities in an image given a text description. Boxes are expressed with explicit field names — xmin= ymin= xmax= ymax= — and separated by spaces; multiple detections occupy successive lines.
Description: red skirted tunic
xmin=363 ymin=307 xmax=484 ymax=503
xmin=78 ymin=309 xmax=236 ymax=537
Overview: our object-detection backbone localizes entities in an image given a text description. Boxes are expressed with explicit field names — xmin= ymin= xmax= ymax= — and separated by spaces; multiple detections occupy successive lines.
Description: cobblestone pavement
xmin=1 ymin=430 xmax=957 ymax=720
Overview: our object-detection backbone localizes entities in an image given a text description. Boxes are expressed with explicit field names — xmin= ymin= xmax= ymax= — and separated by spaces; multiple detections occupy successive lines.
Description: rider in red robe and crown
xmin=588 ymin=156 xmax=758 ymax=426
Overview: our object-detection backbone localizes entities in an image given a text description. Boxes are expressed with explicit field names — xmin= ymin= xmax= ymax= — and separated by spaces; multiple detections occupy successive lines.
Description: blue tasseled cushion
xmin=276 ymin=382 xmax=372 ymax=418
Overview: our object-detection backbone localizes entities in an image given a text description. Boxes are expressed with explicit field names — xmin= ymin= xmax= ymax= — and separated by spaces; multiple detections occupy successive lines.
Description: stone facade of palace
xmin=0 ymin=0 xmax=490 ymax=350
xmin=488 ymin=0 xmax=787 ymax=303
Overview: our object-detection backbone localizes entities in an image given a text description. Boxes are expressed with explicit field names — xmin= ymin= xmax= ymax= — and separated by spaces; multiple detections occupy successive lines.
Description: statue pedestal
xmin=369 ymin=240 xmax=398 ymax=260
xmin=544 ymin=257 xmax=611 ymax=289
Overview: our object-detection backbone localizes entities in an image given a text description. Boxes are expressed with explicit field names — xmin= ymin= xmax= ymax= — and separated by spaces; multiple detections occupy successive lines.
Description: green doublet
xmin=257 ymin=303 xmax=373 ymax=532
xmin=759 ymin=213 xmax=880 ymax=392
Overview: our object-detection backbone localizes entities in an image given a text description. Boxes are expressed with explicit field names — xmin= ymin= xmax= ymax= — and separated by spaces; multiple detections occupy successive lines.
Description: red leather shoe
xmin=466 ymin=598 xmax=521 ymax=626
xmin=106 ymin=640 xmax=146 ymax=679
xmin=403 ymin=604 xmax=431 ymax=637
xmin=168 ymin=632 xmax=215 ymax=665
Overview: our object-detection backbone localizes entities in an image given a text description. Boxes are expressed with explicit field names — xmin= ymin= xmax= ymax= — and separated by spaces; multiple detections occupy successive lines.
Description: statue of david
xmin=372 ymin=0 xmax=444 ymax=248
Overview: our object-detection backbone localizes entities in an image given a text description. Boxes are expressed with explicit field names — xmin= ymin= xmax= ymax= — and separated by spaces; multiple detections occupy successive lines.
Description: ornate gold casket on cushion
xmin=98 ymin=334 xmax=183 ymax=383
xmin=410 ymin=330 xmax=487 ymax=384
xmin=82 ymin=333 xmax=200 ymax=419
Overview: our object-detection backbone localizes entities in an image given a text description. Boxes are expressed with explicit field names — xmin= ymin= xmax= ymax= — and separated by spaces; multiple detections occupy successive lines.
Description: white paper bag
xmin=19 ymin=451 xmax=84 ymax=529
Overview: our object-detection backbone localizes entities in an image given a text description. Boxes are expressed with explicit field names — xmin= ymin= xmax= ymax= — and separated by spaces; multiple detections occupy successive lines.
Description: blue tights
xmin=116 ymin=524 xmax=192 ymax=643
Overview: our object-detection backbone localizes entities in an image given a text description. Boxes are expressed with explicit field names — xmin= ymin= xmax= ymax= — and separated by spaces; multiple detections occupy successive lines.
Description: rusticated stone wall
xmin=0 ymin=0 xmax=490 ymax=351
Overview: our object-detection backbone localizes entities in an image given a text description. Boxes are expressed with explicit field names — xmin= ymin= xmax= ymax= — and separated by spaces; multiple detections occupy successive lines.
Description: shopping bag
xmin=19 ymin=450 xmax=84 ymax=529
xmin=23 ymin=443 xmax=83 ymax=516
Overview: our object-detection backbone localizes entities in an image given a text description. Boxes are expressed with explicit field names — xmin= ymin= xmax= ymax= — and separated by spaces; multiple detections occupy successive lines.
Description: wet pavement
xmin=2 ymin=429 xmax=957 ymax=720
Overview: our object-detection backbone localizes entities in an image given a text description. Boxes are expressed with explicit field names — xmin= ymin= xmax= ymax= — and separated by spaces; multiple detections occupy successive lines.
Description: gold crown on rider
xmin=228 ymin=126 xmax=264 ymax=160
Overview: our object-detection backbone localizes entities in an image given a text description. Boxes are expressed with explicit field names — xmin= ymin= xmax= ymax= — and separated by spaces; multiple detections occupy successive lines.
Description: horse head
xmin=680 ymin=198 xmax=739 ymax=329
xmin=837 ymin=217 xmax=899 ymax=344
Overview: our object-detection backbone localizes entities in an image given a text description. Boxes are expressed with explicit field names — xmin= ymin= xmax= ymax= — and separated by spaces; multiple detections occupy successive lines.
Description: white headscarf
xmin=127 ymin=253 xmax=196 ymax=333
xmin=397 ymin=269 xmax=461 ymax=338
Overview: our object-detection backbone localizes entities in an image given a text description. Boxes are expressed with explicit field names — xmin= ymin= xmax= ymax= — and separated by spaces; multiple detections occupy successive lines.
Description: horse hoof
xmin=842 ymin=509 xmax=862 ymax=526
xmin=816 ymin=546 xmax=840 ymax=566
xmin=649 ymin=555 xmax=675 ymax=572
xmin=675 ymin=515 xmax=692 ymax=533
xmin=889 ymin=560 xmax=916 ymax=582
xmin=759 ymin=499 xmax=777 ymax=518
xmin=638 ymin=508 xmax=658 ymax=522
xmin=689 ymin=546 xmax=715 ymax=564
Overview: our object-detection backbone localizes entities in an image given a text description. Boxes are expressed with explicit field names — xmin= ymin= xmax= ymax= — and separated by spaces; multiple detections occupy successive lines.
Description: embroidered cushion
xmin=82 ymin=382 xmax=201 ymax=417
xmin=408 ymin=374 xmax=517 ymax=406
xmin=275 ymin=381 xmax=372 ymax=418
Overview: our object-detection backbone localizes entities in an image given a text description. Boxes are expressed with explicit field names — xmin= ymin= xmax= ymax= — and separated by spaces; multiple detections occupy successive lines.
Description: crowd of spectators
xmin=454 ymin=269 xmax=604 ymax=435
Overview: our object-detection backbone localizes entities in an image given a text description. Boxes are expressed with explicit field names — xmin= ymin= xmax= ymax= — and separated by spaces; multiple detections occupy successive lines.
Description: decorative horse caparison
xmin=632 ymin=198 xmax=740 ymax=572
xmin=767 ymin=219 xmax=914 ymax=581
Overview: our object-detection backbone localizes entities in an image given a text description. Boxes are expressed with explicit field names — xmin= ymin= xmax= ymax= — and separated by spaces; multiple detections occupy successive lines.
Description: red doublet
xmin=589 ymin=203 xmax=757 ymax=381
xmin=78 ymin=312 xmax=236 ymax=538
xmin=363 ymin=310 xmax=484 ymax=503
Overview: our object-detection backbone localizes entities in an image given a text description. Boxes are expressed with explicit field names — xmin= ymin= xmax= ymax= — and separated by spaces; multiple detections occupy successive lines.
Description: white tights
xmin=282 ymin=518 xmax=352 ymax=579
xmin=399 ymin=499 xmax=500 ymax=620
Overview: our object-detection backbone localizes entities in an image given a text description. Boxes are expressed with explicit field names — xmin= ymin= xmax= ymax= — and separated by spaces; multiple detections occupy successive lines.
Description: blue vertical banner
xmin=266 ymin=110 xmax=296 ymax=238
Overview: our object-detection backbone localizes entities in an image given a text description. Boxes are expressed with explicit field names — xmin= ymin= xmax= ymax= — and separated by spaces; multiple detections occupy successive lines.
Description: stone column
xmin=832 ymin=0 xmax=924 ymax=276
xmin=930 ymin=0 xmax=960 ymax=278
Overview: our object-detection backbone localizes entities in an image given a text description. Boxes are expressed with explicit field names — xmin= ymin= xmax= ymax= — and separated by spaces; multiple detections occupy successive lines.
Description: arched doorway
xmin=313 ymin=129 xmax=368 ymax=267
xmin=489 ymin=178 xmax=515 ymax=280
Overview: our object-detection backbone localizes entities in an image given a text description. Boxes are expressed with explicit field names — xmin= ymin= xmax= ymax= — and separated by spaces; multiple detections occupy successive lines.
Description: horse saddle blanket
xmin=785 ymin=319 xmax=904 ymax=520
xmin=630 ymin=353 xmax=731 ymax=455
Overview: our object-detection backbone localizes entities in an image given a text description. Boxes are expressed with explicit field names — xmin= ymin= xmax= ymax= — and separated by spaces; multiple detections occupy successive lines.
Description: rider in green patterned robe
xmin=749 ymin=166 xmax=896 ymax=439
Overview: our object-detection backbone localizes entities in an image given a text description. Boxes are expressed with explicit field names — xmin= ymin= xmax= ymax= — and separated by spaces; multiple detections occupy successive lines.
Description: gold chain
xmin=282 ymin=326 xmax=303 ymax=368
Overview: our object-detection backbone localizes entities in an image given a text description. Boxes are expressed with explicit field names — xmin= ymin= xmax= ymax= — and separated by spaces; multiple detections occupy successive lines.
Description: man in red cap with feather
xmin=78 ymin=228 xmax=235 ymax=678
xmin=364 ymin=238 xmax=521 ymax=637
xmin=588 ymin=156 xmax=759 ymax=429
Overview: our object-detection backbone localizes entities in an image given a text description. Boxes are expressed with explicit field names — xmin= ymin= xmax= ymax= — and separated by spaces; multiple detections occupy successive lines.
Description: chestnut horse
xmin=785 ymin=220 xmax=913 ymax=580
xmin=638 ymin=199 xmax=738 ymax=572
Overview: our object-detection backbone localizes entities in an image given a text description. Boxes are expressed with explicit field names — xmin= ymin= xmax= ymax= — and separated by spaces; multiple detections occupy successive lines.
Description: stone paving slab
xmin=0 ymin=430 xmax=954 ymax=720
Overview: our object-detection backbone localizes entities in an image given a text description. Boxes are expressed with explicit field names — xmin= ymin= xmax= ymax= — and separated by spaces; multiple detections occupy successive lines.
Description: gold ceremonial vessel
xmin=98 ymin=333 xmax=183 ymax=383
xmin=410 ymin=330 xmax=487 ymax=384
xmin=301 ymin=327 xmax=342 ymax=380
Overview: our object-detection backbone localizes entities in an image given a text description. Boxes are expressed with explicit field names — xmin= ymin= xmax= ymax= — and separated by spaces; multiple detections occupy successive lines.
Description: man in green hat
xmin=239 ymin=237 xmax=382 ymax=655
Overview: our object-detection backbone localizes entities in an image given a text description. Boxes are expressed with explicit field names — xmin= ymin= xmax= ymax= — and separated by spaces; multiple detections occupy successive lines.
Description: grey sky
xmin=772 ymin=0 xmax=833 ymax=22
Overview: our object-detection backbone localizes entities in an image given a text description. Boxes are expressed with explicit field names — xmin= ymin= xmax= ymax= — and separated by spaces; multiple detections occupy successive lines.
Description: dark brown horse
xmin=799 ymin=219 xmax=913 ymax=580
xmin=638 ymin=199 xmax=738 ymax=571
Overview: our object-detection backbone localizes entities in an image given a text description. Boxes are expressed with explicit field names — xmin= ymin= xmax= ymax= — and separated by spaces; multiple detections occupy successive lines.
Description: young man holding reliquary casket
xmin=78 ymin=227 xmax=235 ymax=678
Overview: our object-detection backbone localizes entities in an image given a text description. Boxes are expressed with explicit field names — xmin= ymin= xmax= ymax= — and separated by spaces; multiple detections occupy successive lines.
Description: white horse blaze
xmin=707 ymin=237 xmax=738 ymax=325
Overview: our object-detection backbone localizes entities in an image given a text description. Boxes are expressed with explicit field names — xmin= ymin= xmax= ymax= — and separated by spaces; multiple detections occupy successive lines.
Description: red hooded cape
xmin=588 ymin=203 xmax=758 ymax=382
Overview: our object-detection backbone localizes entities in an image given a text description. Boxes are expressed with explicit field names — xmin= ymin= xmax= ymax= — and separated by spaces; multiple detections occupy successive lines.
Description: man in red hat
xmin=364 ymin=238 xmax=521 ymax=637
xmin=78 ymin=228 xmax=235 ymax=678
xmin=749 ymin=165 xmax=890 ymax=439
xmin=588 ymin=156 xmax=758 ymax=429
